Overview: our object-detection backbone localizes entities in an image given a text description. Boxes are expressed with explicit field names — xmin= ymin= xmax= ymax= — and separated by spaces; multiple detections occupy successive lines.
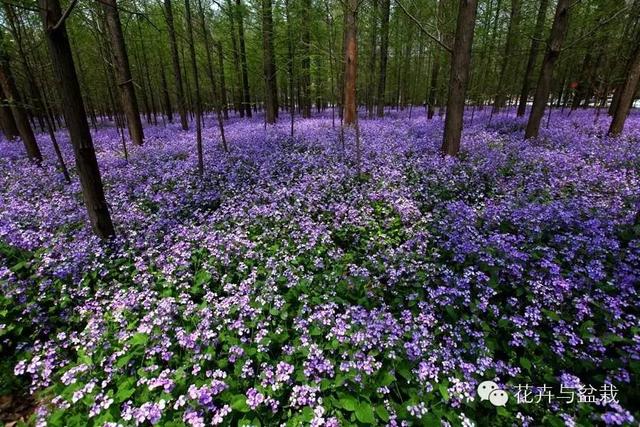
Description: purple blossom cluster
xmin=1 ymin=109 xmax=639 ymax=425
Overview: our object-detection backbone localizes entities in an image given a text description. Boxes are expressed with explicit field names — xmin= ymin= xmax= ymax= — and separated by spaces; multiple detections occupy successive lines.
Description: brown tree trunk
xmin=301 ymin=0 xmax=312 ymax=118
xmin=493 ymin=0 xmax=520 ymax=112
xmin=185 ymin=0 xmax=204 ymax=175
xmin=165 ymin=0 xmax=189 ymax=130
xmin=516 ymin=0 xmax=549 ymax=117
xmin=40 ymin=0 xmax=115 ymax=238
xmin=524 ymin=0 xmax=570 ymax=139
xmin=102 ymin=0 xmax=144 ymax=145
xmin=366 ymin=0 xmax=378 ymax=117
xmin=236 ymin=0 xmax=252 ymax=117
xmin=0 ymin=33 xmax=42 ymax=161
xmin=160 ymin=62 xmax=173 ymax=122
xmin=198 ymin=0 xmax=228 ymax=151
xmin=608 ymin=43 xmax=640 ymax=136
xmin=441 ymin=0 xmax=479 ymax=156
xmin=376 ymin=0 xmax=390 ymax=117
xmin=0 ymin=86 xmax=18 ymax=140
xmin=215 ymin=41 xmax=230 ymax=119
xmin=342 ymin=0 xmax=358 ymax=126
xmin=262 ymin=0 xmax=278 ymax=123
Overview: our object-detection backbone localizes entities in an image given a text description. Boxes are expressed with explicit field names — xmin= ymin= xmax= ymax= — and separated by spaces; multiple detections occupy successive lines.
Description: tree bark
xmin=441 ymin=0 xmax=479 ymax=156
xmin=215 ymin=41 xmax=230 ymax=119
xmin=0 ymin=33 xmax=42 ymax=161
xmin=301 ymin=0 xmax=312 ymax=117
xmin=262 ymin=0 xmax=278 ymax=123
xmin=0 ymin=85 xmax=18 ymax=140
xmin=376 ymin=0 xmax=390 ymax=117
xmin=236 ymin=0 xmax=252 ymax=117
xmin=102 ymin=0 xmax=144 ymax=145
xmin=608 ymin=43 xmax=640 ymax=136
xmin=493 ymin=0 xmax=520 ymax=112
xmin=516 ymin=0 xmax=549 ymax=117
xmin=342 ymin=0 xmax=358 ymax=125
xmin=40 ymin=0 xmax=115 ymax=238
xmin=524 ymin=0 xmax=570 ymax=139
xmin=165 ymin=0 xmax=189 ymax=130
xmin=160 ymin=62 xmax=173 ymax=122
xmin=185 ymin=0 xmax=204 ymax=175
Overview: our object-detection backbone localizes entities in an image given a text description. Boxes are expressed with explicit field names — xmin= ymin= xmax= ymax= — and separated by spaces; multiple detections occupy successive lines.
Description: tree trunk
xmin=185 ymin=0 xmax=204 ymax=174
xmin=165 ymin=0 xmax=189 ymax=130
xmin=236 ymin=0 xmax=252 ymax=117
xmin=160 ymin=62 xmax=173 ymax=122
xmin=516 ymin=0 xmax=548 ymax=117
xmin=376 ymin=0 xmax=390 ymax=117
xmin=0 ymin=86 xmax=19 ymax=140
xmin=215 ymin=41 xmax=230 ymax=119
xmin=40 ymin=0 xmax=115 ymax=238
xmin=262 ymin=0 xmax=278 ymax=123
xmin=0 ymin=33 xmax=42 ymax=161
xmin=441 ymin=0 xmax=479 ymax=156
xmin=608 ymin=43 xmax=640 ymax=136
xmin=102 ymin=0 xmax=144 ymax=145
xmin=342 ymin=0 xmax=358 ymax=125
xmin=300 ymin=0 xmax=312 ymax=118
xmin=493 ymin=0 xmax=520 ymax=112
xmin=524 ymin=0 xmax=570 ymax=139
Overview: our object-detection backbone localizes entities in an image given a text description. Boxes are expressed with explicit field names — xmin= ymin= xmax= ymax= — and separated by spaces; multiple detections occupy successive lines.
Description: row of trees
xmin=1 ymin=0 xmax=639 ymax=237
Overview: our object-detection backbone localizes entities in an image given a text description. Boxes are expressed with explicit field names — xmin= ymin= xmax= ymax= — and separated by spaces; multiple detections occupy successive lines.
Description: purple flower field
xmin=1 ymin=109 xmax=639 ymax=426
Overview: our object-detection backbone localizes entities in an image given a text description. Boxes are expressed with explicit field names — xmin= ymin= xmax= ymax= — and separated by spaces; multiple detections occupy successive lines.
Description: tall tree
xmin=441 ymin=0 xmax=479 ymax=156
xmin=524 ymin=0 xmax=571 ymax=139
xmin=185 ymin=0 xmax=204 ymax=175
xmin=608 ymin=42 xmax=640 ymax=136
xmin=102 ymin=0 xmax=144 ymax=145
xmin=376 ymin=0 xmax=390 ymax=117
xmin=0 ymin=30 xmax=42 ymax=162
xmin=301 ymin=0 xmax=312 ymax=117
xmin=236 ymin=0 xmax=252 ymax=117
xmin=40 ymin=0 xmax=115 ymax=238
xmin=0 ymin=86 xmax=19 ymax=140
xmin=516 ymin=0 xmax=549 ymax=116
xmin=493 ymin=0 xmax=521 ymax=111
xmin=342 ymin=0 xmax=358 ymax=125
xmin=164 ymin=0 xmax=189 ymax=130
xmin=262 ymin=0 xmax=278 ymax=123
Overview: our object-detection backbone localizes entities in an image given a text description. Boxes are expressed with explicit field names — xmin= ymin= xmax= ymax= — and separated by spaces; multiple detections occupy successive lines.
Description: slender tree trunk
xmin=493 ymin=0 xmax=520 ymax=112
xmin=524 ymin=0 xmax=570 ymax=139
xmin=0 ymin=86 xmax=18 ymax=140
xmin=516 ymin=0 xmax=549 ymax=117
xmin=215 ymin=41 xmax=230 ymax=119
xmin=185 ymin=0 xmax=204 ymax=175
xmin=342 ymin=0 xmax=358 ymax=125
xmin=608 ymin=43 xmax=640 ymax=136
xmin=40 ymin=0 xmax=115 ymax=238
xmin=0 ymin=33 xmax=42 ymax=161
xmin=376 ymin=0 xmax=390 ymax=117
xmin=160 ymin=62 xmax=173 ymax=122
xmin=165 ymin=0 xmax=189 ymax=130
xmin=301 ymin=0 xmax=312 ymax=118
xmin=366 ymin=0 xmax=378 ymax=117
xmin=198 ymin=0 xmax=228 ymax=151
xmin=441 ymin=0 xmax=479 ymax=156
xmin=262 ymin=0 xmax=278 ymax=123
xmin=236 ymin=0 xmax=252 ymax=117
xmin=102 ymin=0 xmax=144 ymax=145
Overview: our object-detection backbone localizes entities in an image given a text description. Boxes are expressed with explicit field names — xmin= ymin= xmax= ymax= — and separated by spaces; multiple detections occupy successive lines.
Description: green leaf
xmin=231 ymin=394 xmax=250 ymax=412
xmin=438 ymin=383 xmax=450 ymax=401
xmin=128 ymin=332 xmax=148 ymax=347
xmin=519 ymin=357 xmax=531 ymax=371
xmin=116 ymin=378 xmax=136 ymax=402
xmin=375 ymin=405 xmax=390 ymax=422
xmin=339 ymin=395 xmax=358 ymax=411
xmin=355 ymin=403 xmax=375 ymax=424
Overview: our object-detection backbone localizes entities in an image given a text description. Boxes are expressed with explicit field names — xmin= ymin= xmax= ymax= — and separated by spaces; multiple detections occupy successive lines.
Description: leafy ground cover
xmin=1 ymin=109 xmax=639 ymax=426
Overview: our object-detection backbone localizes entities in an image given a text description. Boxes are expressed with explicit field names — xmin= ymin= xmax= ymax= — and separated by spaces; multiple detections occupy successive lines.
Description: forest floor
xmin=1 ymin=109 xmax=639 ymax=426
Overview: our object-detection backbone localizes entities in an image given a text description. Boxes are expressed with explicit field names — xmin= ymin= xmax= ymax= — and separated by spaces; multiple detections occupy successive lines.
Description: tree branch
xmin=394 ymin=0 xmax=452 ymax=54
xmin=52 ymin=0 xmax=79 ymax=30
